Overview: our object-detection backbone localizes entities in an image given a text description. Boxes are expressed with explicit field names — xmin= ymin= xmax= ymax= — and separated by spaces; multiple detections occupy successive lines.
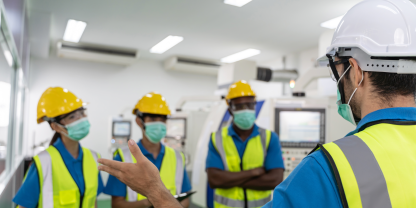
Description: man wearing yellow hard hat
xmin=206 ymin=80 xmax=284 ymax=208
xmin=103 ymin=92 xmax=192 ymax=208
xmin=13 ymin=87 xmax=104 ymax=208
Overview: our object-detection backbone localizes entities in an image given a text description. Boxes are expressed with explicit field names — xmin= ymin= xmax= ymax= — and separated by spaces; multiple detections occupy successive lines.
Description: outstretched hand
xmin=98 ymin=140 xmax=182 ymax=208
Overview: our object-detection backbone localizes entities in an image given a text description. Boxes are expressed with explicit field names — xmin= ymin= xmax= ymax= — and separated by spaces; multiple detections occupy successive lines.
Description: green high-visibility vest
xmin=211 ymin=127 xmax=272 ymax=208
xmin=318 ymin=121 xmax=416 ymax=208
xmin=115 ymin=145 xmax=185 ymax=201
xmin=32 ymin=146 xmax=100 ymax=208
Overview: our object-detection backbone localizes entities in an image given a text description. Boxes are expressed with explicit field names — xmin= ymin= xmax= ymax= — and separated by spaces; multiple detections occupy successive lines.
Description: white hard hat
xmin=318 ymin=0 xmax=416 ymax=74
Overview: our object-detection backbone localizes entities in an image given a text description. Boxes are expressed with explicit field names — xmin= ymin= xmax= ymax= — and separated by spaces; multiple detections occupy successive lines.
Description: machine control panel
xmin=281 ymin=147 xmax=314 ymax=179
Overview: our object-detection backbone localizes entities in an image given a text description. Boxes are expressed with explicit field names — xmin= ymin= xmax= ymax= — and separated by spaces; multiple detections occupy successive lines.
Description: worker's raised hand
xmin=98 ymin=140 xmax=184 ymax=208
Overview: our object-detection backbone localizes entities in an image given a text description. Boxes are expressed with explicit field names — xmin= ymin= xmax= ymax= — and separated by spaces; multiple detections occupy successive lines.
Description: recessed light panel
xmin=150 ymin=36 xmax=184 ymax=54
xmin=63 ymin=19 xmax=87 ymax=43
xmin=221 ymin=49 xmax=261 ymax=63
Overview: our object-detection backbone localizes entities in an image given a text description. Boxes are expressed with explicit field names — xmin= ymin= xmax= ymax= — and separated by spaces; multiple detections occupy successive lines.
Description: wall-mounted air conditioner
xmin=164 ymin=56 xmax=221 ymax=76
xmin=57 ymin=41 xmax=139 ymax=65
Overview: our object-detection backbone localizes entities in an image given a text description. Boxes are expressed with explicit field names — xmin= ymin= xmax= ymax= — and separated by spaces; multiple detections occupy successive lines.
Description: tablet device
xmin=149 ymin=191 xmax=196 ymax=207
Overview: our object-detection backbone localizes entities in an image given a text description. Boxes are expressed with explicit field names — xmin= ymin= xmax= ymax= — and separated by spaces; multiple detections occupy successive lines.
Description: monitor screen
xmin=166 ymin=118 xmax=186 ymax=139
xmin=112 ymin=121 xmax=131 ymax=137
xmin=275 ymin=108 xmax=325 ymax=148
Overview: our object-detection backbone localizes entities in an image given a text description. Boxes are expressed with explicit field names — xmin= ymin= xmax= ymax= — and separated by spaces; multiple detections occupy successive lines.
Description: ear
xmin=135 ymin=117 xmax=144 ymax=129
xmin=349 ymin=58 xmax=364 ymax=88
xmin=227 ymin=107 xmax=233 ymax=117
xmin=50 ymin=122 xmax=68 ymax=134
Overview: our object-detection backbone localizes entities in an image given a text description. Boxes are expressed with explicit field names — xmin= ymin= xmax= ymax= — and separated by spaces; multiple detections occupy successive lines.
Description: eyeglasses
xmin=59 ymin=108 xmax=87 ymax=124
xmin=230 ymin=102 xmax=256 ymax=111
xmin=327 ymin=59 xmax=350 ymax=82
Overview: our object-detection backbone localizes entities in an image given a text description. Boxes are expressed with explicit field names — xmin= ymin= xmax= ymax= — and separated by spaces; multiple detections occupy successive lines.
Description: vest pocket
xmin=59 ymin=189 xmax=77 ymax=206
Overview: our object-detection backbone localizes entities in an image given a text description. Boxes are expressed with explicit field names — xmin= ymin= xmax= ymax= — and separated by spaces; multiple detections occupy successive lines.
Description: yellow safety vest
xmin=32 ymin=146 xmax=100 ymax=208
xmin=318 ymin=121 xmax=416 ymax=208
xmin=211 ymin=127 xmax=272 ymax=208
xmin=116 ymin=144 xmax=185 ymax=201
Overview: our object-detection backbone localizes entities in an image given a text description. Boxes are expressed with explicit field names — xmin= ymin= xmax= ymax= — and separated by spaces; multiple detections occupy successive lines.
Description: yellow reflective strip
xmin=324 ymin=142 xmax=362 ymax=208
xmin=222 ymin=129 xmax=241 ymax=172
xmin=117 ymin=148 xmax=126 ymax=162
xmin=82 ymin=148 xmax=99 ymax=208
xmin=266 ymin=130 xmax=271 ymax=148
xmin=357 ymin=124 xmax=416 ymax=208
xmin=160 ymin=147 xmax=177 ymax=195
xmin=212 ymin=132 xmax=217 ymax=151
xmin=33 ymin=156 xmax=43 ymax=208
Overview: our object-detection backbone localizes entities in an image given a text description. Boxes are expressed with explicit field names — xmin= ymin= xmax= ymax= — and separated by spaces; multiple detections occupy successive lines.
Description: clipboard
xmin=149 ymin=191 xmax=196 ymax=208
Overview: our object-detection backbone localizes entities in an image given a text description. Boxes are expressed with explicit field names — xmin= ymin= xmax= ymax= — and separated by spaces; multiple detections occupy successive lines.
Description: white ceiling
xmin=28 ymin=0 xmax=364 ymax=66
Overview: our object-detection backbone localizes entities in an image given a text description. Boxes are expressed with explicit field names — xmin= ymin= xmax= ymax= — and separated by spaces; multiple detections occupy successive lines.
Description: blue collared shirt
xmin=206 ymin=124 xmax=285 ymax=171
xmin=103 ymin=140 xmax=192 ymax=197
xmin=13 ymin=138 xmax=104 ymax=208
xmin=263 ymin=107 xmax=416 ymax=208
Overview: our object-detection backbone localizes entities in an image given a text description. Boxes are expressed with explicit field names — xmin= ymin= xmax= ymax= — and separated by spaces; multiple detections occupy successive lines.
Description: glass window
xmin=0 ymin=34 xmax=13 ymax=175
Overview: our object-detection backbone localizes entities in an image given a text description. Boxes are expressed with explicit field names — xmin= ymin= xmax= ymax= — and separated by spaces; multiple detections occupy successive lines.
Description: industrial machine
xmin=110 ymin=116 xmax=132 ymax=153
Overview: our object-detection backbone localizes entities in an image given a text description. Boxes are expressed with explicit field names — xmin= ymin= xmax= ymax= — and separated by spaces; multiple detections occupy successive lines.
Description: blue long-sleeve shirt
xmin=263 ymin=107 xmax=416 ymax=207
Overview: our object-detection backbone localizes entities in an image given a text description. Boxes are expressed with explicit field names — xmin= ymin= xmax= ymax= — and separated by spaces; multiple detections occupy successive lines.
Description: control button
xmin=291 ymin=157 xmax=296 ymax=161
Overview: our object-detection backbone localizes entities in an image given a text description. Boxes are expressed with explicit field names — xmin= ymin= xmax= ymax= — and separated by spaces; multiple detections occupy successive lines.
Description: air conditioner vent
xmin=177 ymin=58 xmax=221 ymax=67
xmin=164 ymin=56 xmax=221 ymax=76
xmin=57 ymin=41 xmax=139 ymax=65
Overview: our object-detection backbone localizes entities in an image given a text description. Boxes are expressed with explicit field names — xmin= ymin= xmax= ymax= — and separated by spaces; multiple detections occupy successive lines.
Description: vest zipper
xmin=240 ymin=162 xmax=248 ymax=208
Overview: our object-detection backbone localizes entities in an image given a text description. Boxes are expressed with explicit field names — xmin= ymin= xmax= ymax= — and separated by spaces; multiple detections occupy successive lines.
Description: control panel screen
xmin=275 ymin=108 xmax=325 ymax=148
xmin=279 ymin=111 xmax=320 ymax=142
xmin=112 ymin=121 xmax=131 ymax=137
xmin=166 ymin=118 xmax=186 ymax=139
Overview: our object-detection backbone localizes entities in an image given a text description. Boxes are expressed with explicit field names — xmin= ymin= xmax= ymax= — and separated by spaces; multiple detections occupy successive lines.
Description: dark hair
xmin=47 ymin=120 xmax=61 ymax=146
xmin=343 ymin=61 xmax=416 ymax=102
xmin=50 ymin=132 xmax=61 ymax=146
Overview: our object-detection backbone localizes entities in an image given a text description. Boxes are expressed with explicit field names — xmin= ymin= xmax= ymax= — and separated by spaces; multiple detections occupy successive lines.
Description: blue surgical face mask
xmin=61 ymin=117 xmax=91 ymax=141
xmin=144 ymin=122 xmax=167 ymax=144
xmin=233 ymin=109 xmax=256 ymax=130
xmin=336 ymin=65 xmax=364 ymax=126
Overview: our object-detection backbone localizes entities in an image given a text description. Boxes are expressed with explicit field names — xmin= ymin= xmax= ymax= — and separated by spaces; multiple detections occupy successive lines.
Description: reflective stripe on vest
xmin=212 ymin=127 xmax=272 ymax=208
xmin=320 ymin=122 xmax=416 ymax=208
xmin=33 ymin=146 xmax=100 ymax=208
xmin=117 ymin=145 xmax=185 ymax=202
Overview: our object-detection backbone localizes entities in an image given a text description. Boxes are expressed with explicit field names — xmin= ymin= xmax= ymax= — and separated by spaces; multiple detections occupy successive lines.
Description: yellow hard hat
xmin=225 ymin=80 xmax=256 ymax=104
xmin=132 ymin=92 xmax=171 ymax=116
xmin=37 ymin=87 xmax=85 ymax=124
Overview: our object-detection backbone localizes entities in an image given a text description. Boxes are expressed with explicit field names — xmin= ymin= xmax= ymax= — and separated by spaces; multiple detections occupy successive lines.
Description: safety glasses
xmin=58 ymin=108 xmax=88 ymax=124
xmin=230 ymin=102 xmax=256 ymax=111
xmin=327 ymin=59 xmax=350 ymax=82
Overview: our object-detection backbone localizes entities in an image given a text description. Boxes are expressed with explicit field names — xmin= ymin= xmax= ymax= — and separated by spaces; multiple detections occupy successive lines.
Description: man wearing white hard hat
xmin=97 ymin=0 xmax=416 ymax=207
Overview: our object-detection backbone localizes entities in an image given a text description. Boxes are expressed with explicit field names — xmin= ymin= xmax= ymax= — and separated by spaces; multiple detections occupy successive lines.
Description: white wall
xmin=27 ymin=56 xmax=217 ymax=191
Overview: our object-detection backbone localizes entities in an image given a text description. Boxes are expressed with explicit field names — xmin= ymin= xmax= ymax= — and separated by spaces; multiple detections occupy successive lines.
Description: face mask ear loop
xmin=337 ymin=65 xmax=352 ymax=86
xmin=347 ymin=69 xmax=364 ymax=105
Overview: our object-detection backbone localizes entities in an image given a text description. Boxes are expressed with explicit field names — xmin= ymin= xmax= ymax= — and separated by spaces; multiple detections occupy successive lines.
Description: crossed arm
xmin=207 ymin=167 xmax=284 ymax=190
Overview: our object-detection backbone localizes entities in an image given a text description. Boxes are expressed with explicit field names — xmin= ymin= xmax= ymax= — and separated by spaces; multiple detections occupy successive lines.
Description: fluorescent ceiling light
xmin=150 ymin=36 xmax=184 ymax=54
xmin=63 ymin=19 xmax=87 ymax=42
xmin=224 ymin=0 xmax=253 ymax=7
xmin=221 ymin=49 xmax=261 ymax=63
xmin=320 ymin=16 xmax=343 ymax=29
